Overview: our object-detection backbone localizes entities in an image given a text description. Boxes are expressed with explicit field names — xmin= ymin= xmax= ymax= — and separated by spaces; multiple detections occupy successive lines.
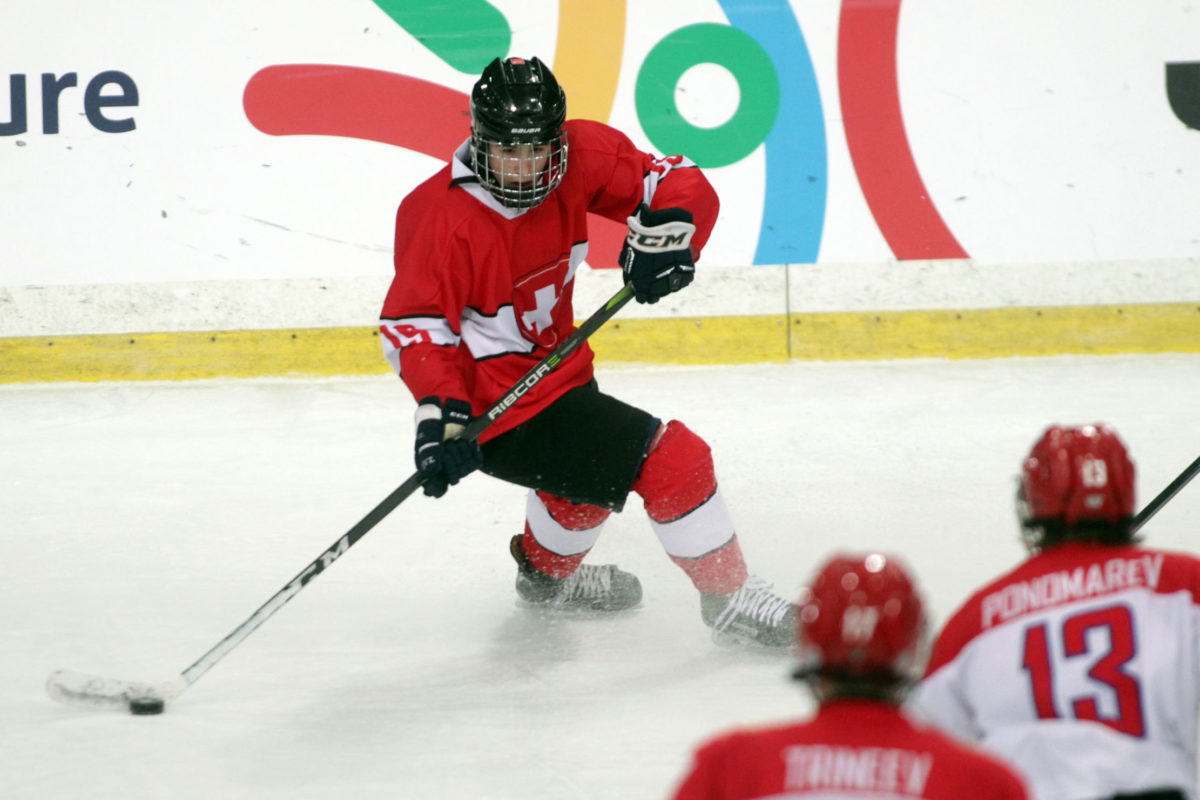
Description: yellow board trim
xmin=1 ymin=302 xmax=1197 ymax=384
xmin=590 ymin=315 xmax=788 ymax=366
xmin=0 ymin=328 xmax=387 ymax=383
xmin=790 ymin=302 xmax=1200 ymax=361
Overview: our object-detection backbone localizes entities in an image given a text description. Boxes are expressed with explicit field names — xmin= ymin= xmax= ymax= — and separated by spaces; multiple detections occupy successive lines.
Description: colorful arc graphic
xmin=717 ymin=0 xmax=825 ymax=265
xmin=241 ymin=0 xmax=968 ymax=265
xmin=242 ymin=2 xmax=634 ymax=268
xmin=243 ymin=65 xmax=469 ymax=157
xmin=553 ymin=1 xmax=625 ymax=124
xmin=838 ymin=0 xmax=967 ymax=259
xmin=552 ymin=0 xmax=628 ymax=270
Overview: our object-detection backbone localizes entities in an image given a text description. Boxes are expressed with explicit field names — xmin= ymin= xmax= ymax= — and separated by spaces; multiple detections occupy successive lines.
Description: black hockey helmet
xmin=469 ymin=56 xmax=568 ymax=209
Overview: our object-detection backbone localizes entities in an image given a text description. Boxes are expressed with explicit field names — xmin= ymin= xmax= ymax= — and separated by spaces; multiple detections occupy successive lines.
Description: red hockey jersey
xmin=911 ymin=542 xmax=1200 ymax=800
xmin=379 ymin=118 xmax=718 ymax=441
xmin=670 ymin=699 xmax=1029 ymax=800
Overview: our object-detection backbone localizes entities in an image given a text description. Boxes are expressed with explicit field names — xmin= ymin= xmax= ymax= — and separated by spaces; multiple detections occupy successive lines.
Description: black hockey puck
xmin=129 ymin=697 xmax=165 ymax=715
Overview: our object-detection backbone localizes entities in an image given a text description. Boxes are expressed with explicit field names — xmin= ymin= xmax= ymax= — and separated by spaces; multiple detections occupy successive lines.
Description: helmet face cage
xmin=1018 ymin=424 xmax=1136 ymax=549
xmin=795 ymin=553 xmax=928 ymax=686
xmin=469 ymin=132 xmax=567 ymax=210
xmin=469 ymin=56 xmax=568 ymax=209
xmin=1015 ymin=479 xmax=1045 ymax=551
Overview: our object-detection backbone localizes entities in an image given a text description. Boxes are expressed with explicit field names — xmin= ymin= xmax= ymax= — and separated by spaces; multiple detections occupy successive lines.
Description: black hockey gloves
xmin=414 ymin=397 xmax=483 ymax=498
xmin=620 ymin=203 xmax=697 ymax=304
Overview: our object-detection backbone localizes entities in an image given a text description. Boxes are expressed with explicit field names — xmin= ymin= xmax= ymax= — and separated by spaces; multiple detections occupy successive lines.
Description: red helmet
xmin=1019 ymin=424 xmax=1135 ymax=527
xmin=795 ymin=553 xmax=927 ymax=682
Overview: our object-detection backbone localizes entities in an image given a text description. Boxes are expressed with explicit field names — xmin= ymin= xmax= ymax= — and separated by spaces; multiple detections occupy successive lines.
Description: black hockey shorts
xmin=480 ymin=380 xmax=661 ymax=512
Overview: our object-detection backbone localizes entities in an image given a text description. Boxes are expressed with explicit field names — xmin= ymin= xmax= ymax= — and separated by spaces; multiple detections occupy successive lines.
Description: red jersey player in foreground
xmin=911 ymin=424 xmax=1199 ymax=800
xmin=669 ymin=552 xmax=1029 ymax=799
xmin=378 ymin=56 xmax=795 ymax=647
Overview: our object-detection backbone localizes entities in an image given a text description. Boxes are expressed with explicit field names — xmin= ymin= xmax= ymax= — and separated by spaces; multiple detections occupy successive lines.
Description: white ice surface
xmin=3 ymin=355 xmax=1199 ymax=799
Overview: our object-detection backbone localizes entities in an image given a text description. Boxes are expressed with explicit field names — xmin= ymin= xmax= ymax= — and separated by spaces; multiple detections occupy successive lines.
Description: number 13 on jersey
xmin=1021 ymin=603 xmax=1146 ymax=737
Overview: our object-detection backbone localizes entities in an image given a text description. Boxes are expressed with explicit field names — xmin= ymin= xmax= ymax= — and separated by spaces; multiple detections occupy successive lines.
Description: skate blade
xmin=709 ymin=627 xmax=793 ymax=651
xmin=515 ymin=597 xmax=643 ymax=616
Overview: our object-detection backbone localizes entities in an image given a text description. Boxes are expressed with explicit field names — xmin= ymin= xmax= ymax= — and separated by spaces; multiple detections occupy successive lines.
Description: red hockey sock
xmin=632 ymin=421 xmax=749 ymax=594
xmin=520 ymin=491 xmax=611 ymax=578
xmin=519 ymin=526 xmax=585 ymax=577
xmin=670 ymin=536 xmax=749 ymax=595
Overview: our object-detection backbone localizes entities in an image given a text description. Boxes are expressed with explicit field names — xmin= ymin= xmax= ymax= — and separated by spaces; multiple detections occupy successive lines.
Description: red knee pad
xmin=537 ymin=491 xmax=612 ymax=530
xmin=630 ymin=421 xmax=717 ymax=522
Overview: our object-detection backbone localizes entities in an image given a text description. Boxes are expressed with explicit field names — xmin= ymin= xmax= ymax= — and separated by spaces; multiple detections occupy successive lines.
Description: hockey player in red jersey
xmin=911 ymin=424 xmax=1199 ymax=800
xmin=669 ymin=552 xmax=1030 ymax=799
xmin=378 ymin=56 xmax=795 ymax=647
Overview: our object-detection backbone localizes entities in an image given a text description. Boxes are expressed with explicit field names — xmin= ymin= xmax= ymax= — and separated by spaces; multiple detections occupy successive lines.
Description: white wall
xmin=3 ymin=0 xmax=1198 ymax=337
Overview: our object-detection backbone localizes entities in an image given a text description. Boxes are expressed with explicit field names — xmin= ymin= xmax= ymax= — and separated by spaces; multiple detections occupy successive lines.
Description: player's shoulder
xmin=1142 ymin=544 xmax=1200 ymax=596
xmin=1024 ymin=542 xmax=1200 ymax=598
xmin=399 ymin=161 xmax=455 ymax=206
xmin=396 ymin=162 xmax=479 ymax=232
xmin=906 ymin=718 xmax=1030 ymax=796
xmin=942 ymin=744 xmax=1029 ymax=799
xmin=924 ymin=558 xmax=1030 ymax=668
xmin=690 ymin=720 xmax=801 ymax=762
xmin=563 ymin=118 xmax=639 ymax=157
xmin=906 ymin=715 xmax=998 ymax=761
xmin=564 ymin=117 xmax=620 ymax=139
xmin=928 ymin=543 xmax=1200 ymax=674
xmin=1146 ymin=544 xmax=1200 ymax=570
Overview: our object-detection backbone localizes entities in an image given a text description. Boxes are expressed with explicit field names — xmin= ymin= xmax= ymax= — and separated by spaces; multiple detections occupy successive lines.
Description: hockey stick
xmin=47 ymin=282 xmax=637 ymax=711
xmin=1131 ymin=453 xmax=1200 ymax=534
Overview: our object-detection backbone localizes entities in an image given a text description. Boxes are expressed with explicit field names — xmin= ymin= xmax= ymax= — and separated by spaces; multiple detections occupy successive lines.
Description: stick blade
xmin=46 ymin=669 xmax=187 ymax=710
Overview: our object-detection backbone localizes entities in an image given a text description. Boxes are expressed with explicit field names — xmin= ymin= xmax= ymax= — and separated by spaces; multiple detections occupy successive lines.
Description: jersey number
xmin=1021 ymin=604 xmax=1145 ymax=737
xmin=386 ymin=323 xmax=431 ymax=347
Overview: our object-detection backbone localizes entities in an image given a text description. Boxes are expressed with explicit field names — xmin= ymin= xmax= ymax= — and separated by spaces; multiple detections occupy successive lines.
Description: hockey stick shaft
xmin=177 ymin=282 xmax=635 ymax=687
xmin=1131 ymin=453 xmax=1200 ymax=534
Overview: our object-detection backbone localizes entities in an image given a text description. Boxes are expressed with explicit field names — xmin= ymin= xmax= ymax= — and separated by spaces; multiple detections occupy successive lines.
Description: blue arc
xmin=717 ymin=0 xmax=826 ymax=265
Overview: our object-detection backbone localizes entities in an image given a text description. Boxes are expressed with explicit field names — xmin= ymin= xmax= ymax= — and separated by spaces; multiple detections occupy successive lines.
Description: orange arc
xmin=553 ymin=0 xmax=626 ymax=123
xmin=553 ymin=0 xmax=629 ymax=269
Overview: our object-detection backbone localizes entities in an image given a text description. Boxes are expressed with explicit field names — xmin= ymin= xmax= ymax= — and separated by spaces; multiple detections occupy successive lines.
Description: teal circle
xmin=635 ymin=23 xmax=780 ymax=168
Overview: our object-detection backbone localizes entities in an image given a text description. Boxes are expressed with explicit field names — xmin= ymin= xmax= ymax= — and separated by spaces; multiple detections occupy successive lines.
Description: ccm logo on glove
xmin=621 ymin=204 xmax=697 ymax=304
xmin=414 ymin=397 xmax=483 ymax=498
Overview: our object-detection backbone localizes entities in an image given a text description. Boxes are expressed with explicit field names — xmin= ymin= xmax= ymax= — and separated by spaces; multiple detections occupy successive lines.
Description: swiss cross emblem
xmin=521 ymin=284 xmax=558 ymax=335
xmin=514 ymin=257 xmax=569 ymax=346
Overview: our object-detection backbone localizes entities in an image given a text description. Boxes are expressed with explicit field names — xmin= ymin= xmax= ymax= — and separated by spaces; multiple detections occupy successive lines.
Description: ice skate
xmin=509 ymin=535 xmax=642 ymax=612
xmin=701 ymin=575 xmax=796 ymax=649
